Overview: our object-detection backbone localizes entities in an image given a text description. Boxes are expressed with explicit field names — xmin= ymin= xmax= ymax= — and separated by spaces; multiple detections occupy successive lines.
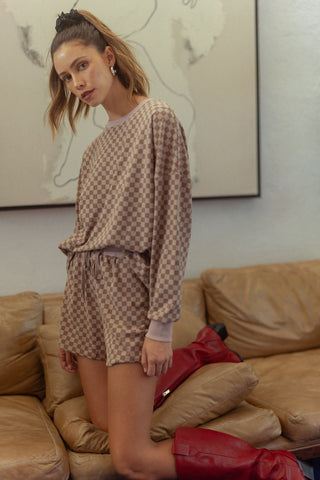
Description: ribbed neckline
xmin=106 ymin=98 xmax=152 ymax=128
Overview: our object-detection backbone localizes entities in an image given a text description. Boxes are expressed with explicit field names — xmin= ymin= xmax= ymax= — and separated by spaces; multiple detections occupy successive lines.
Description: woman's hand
xmin=141 ymin=337 xmax=173 ymax=377
xmin=58 ymin=348 xmax=79 ymax=373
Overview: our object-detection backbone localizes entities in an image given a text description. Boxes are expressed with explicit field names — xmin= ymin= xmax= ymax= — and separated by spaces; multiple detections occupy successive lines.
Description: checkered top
xmin=59 ymin=98 xmax=192 ymax=325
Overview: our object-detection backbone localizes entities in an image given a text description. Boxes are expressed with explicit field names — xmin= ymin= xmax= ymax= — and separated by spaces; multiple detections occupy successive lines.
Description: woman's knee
xmin=112 ymin=448 xmax=154 ymax=480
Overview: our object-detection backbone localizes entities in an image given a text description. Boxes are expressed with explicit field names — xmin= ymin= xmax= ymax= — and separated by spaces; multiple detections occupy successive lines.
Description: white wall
xmin=1 ymin=0 xmax=320 ymax=296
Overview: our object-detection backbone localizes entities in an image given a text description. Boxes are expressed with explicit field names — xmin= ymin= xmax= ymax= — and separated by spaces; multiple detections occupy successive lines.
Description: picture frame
xmin=0 ymin=0 xmax=259 ymax=209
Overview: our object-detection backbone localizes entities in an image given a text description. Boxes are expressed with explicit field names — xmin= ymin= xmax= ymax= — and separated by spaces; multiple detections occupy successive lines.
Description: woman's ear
xmin=103 ymin=45 xmax=115 ymax=67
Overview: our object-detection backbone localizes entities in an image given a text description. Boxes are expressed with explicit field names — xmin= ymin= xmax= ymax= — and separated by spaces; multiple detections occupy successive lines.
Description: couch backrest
xmin=201 ymin=259 xmax=320 ymax=359
xmin=0 ymin=291 xmax=44 ymax=397
xmin=172 ymin=279 xmax=207 ymax=349
xmin=41 ymin=293 xmax=64 ymax=325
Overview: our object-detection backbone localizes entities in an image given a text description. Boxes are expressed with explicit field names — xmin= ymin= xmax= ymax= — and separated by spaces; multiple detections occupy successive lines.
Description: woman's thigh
xmin=108 ymin=362 xmax=156 ymax=450
xmin=77 ymin=355 xmax=109 ymax=432
xmin=107 ymin=363 xmax=176 ymax=479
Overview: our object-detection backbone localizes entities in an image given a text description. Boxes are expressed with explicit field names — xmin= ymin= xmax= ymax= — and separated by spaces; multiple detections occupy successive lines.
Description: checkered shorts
xmin=59 ymin=249 xmax=150 ymax=366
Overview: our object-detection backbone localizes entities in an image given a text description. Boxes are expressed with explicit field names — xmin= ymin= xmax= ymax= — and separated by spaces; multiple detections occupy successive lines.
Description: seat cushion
xmin=262 ymin=436 xmax=320 ymax=460
xmin=54 ymin=396 xmax=109 ymax=454
xmin=202 ymin=259 xmax=320 ymax=358
xmin=151 ymin=362 xmax=258 ymax=440
xmin=247 ymin=348 xmax=320 ymax=442
xmin=0 ymin=291 xmax=44 ymax=397
xmin=201 ymin=401 xmax=281 ymax=447
xmin=65 ymin=404 xmax=280 ymax=480
xmin=68 ymin=451 xmax=117 ymax=480
xmin=0 ymin=395 xmax=69 ymax=480
xmin=54 ymin=361 xmax=258 ymax=452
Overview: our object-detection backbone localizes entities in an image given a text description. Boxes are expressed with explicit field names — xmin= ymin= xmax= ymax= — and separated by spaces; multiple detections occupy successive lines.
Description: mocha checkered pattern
xmin=59 ymin=99 xmax=192 ymax=353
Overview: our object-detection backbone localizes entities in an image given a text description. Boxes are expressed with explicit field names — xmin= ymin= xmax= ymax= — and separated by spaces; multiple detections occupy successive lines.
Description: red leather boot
xmin=154 ymin=326 xmax=242 ymax=408
xmin=173 ymin=427 xmax=306 ymax=480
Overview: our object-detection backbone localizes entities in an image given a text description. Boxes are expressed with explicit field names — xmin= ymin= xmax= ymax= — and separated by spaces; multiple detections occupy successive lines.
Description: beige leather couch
xmin=1 ymin=258 xmax=320 ymax=479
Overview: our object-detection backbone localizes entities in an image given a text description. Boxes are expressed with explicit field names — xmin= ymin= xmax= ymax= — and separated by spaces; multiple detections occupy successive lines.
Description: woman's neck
xmin=102 ymin=80 xmax=147 ymax=121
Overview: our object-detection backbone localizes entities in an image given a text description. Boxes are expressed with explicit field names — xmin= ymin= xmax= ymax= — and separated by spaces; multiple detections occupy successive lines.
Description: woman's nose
xmin=73 ymin=74 xmax=85 ymax=89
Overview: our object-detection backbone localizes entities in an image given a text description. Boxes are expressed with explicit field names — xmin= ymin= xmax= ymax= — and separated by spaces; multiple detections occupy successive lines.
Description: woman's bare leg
xmin=77 ymin=355 xmax=109 ymax=432
xmin=107 ymin=363 xmax=177 ymax=480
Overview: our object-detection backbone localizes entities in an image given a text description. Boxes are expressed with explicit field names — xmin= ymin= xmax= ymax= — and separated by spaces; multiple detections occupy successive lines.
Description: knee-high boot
xmin=172 ymin=427 xmax=306 ymax=480
xmin=154 ymin=326 xmax=242 ymax=408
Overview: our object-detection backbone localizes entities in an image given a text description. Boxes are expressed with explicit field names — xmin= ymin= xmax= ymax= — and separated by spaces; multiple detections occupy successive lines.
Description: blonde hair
xmin=47 ymin=10 xmax=149 ymax=135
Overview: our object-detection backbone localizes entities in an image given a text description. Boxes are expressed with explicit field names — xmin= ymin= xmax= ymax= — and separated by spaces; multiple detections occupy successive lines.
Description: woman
xmin=48 ymin=9 xmax=305 ymax=480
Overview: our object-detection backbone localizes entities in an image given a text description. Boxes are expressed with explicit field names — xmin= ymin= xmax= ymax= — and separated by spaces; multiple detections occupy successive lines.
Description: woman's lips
xmin=81 ymin=89 xmax=94 ymax=101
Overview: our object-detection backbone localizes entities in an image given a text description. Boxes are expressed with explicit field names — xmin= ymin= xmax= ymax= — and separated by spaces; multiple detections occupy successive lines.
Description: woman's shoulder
xmin=145 ymin=98 xmax=175 ymax=116
xmin=145 ymin=98 xmax=180 ymax=126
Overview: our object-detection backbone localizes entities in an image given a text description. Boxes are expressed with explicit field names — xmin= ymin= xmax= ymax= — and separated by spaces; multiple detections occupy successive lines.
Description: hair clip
xmin=55 ymin=9 xmax=85 ymax=33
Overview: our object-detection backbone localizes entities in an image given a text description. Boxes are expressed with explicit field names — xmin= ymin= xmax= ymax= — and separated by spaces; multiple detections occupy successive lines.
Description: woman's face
xmin=53 ymin=40 xmax=114 ymax=108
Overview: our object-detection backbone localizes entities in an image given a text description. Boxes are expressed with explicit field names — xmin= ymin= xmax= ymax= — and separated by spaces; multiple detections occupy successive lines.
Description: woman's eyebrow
xmin=58 ymin=56 xmax=87 ymax=77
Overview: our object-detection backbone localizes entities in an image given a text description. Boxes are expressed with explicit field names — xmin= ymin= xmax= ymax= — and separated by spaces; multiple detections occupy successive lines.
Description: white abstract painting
xmin=0 ymin=0 xmax=258 ymax=207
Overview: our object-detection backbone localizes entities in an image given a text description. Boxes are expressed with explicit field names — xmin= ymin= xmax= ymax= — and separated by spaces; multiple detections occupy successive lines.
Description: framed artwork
xmin=0 ymin=0 xmax=259 ymax=209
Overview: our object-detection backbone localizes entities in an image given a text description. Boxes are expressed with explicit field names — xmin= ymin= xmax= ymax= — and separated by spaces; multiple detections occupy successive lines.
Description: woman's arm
xmin=147 ymin=107 xmax=192 ymax=336
xmin=141 ymin=106 xmax=192 ymax=376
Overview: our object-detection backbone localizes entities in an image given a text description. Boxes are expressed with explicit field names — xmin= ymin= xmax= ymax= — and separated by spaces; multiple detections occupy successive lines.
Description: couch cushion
xmin=0 ymin=395 xmax=69 ymax=480
xmin=151 ymin=362 xmax=258 ymax=440
xmin=54 ymin=396 xmax=109 ymax=453
xmin=37 ymin=324 xmax=83 ymax=416
xmin=202 ymin=259 xmax=320 ymax=358
xmin=54 ymin=362 xmax=258 ymax=452
xmin=68 ymin=451 xmax=117 ymax=480
xmin=262 ymin=436 xmax=320 ymax=460
xmin=0 ymin=291 xmax=44 ymax=397
xmin=201 ymin=401 xmax=281 ymax=447
xmin=181 ymin=278 xmax=207 ymax=321
xmin=172 ymin=309 xmax=206 ymax=349
xmin=41 ymin=293 xmax=64 ymax=325
xmin=247 ymin=348 xmax=320 ymax=442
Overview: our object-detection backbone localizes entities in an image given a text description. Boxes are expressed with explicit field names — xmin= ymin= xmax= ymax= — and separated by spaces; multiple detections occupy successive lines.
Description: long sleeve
xmin=146 ymin=108 xmax=192 ymax=339
xmin=58 ymin=152 xmax=89 ymax=255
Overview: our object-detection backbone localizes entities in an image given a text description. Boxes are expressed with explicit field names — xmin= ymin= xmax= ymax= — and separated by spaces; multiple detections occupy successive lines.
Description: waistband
xmin=101 ymin=246 xmax=126 ymax=258
xmin=66 ymin=247 xmax=148 ymax=295
xmin=67 ymin=246 xmax=127 ymax=260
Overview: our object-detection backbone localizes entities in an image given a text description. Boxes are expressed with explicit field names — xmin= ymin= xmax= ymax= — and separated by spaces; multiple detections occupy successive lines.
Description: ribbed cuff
xmin=146 ymin=319 xmax=173 ymax=342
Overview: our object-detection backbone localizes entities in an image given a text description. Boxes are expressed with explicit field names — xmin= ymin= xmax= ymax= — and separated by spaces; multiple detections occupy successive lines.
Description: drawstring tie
xmin=67 ymin=248 xmax=126 ymax=298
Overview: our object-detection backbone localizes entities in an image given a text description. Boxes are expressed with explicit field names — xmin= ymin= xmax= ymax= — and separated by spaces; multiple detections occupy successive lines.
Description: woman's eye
xmin=62 ymin=75 xmax=71 ymax=83
xmin=78 ymin=62 xmax=87 ymax=70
